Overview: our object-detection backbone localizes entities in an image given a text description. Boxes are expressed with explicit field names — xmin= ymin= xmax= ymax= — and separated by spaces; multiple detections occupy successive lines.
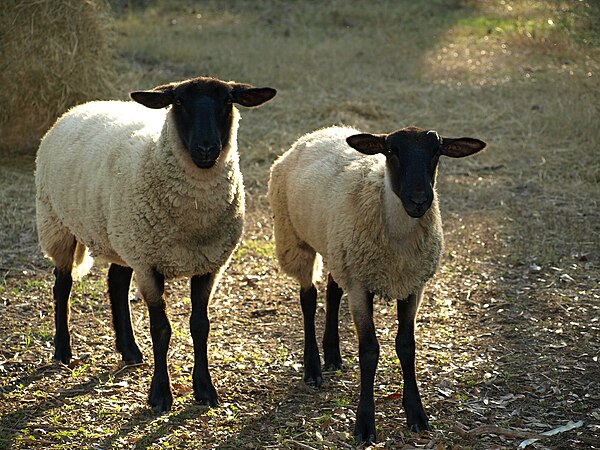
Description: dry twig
xmin=453 ymin=424 xmax=546 ymax=439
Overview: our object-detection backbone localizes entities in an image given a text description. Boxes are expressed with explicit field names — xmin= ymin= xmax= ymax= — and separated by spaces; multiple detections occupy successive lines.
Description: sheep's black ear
xmin=130 ymin=90 xmax=174 ymax=109
xmin=230 ymin=85 xmax=277 ymax=107
xmin=441 ymin=137 xmax=486 ymax=158
xmin=346 ymin=133 xmax=387 ymax=155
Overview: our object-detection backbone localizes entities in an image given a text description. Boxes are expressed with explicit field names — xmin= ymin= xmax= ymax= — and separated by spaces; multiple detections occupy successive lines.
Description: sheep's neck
xmin=382 ymin=174 xmax=420 ymax=241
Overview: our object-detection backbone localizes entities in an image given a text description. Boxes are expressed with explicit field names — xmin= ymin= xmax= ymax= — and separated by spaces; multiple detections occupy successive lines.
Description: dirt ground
xmin=1 ymin=167 xmax=598 ymax=449
xmin=1 ymin=1 xmax=599 ymax=448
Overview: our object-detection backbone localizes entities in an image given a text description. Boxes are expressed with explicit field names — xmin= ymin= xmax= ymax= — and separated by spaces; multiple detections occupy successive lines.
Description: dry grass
xmin=0 ymin=0 xmax=116 ymax=151
xmin=1 ymin=0 xmax=599 ymax=448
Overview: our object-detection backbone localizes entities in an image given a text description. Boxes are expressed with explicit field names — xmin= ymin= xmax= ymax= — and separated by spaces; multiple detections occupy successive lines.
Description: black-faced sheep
xmin=268 ymin=126 xmax=486 ymax=443
xmin=35 ymin=76 xmax=276 ymax=412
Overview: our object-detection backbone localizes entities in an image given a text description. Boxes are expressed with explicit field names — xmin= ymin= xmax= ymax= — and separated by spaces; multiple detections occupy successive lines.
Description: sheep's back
xmin=35 ymin=101 xmax=165 ymax=264
xmin=272 ymin=127 xmax=369 ymax=252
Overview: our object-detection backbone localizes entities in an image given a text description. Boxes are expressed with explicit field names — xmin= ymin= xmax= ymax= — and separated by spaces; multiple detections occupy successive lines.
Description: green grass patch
xmin=457 ymin=15 xmax=555 ymax=37
xmin=234 ymin=239 xmax=275 ymax=262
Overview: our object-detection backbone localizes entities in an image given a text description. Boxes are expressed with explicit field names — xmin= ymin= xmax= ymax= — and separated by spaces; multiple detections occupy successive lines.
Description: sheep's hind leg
xmin=108 ymin=264 xmax=143 ymax=365
xmin=322 ymin=273 xmax=343 ymax=371
xmin=190 ymin=272 xmax=219 ymax=407
xmin=349 ymin=288 xmax=378 ymax=444
xmin=140 ymin=270 xmax=173 ymax=412
xmin=396 ymin=291 xmax=430 ymax=432
xmin=278 ymin=231 xmax=322 ymax=386
xmin=50 ymin=236 xmax=78 ymax=365
xmin=53 ymin=266 xmax=74 ymax=364
xmin=300 ymin=283 xmax=322 ymax=387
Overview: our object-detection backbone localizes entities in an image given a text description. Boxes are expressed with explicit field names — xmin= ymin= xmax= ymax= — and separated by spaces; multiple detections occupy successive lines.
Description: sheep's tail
xmin=312 ymin=254 xmax=323 ymax=285
xmin=71 ymin=242 xmax=94 ymax=281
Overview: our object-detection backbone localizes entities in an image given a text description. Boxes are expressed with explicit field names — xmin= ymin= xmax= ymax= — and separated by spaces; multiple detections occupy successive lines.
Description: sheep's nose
xmin=191 ymin=143 xmax=221 ymax=169
xmin=196 ymin=144 xmax=219 ymax=156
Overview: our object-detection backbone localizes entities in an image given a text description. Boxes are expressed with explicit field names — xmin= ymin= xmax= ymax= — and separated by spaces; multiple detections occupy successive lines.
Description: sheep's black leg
xmin=145 ymin=270 xmax=173 ymax=413
xmin=190 ymin=272 xmax=219 ymax=407
xmin=396 ymin=292 xmax=430 ymax=432
xmin=350 ymin=290 xmax=378 ymax=444
xmin=53 ymin=267 xmax=73 ymax=364
xmin=323 ymin=273 xmax=343 ymax=371
xmin=300 ymin=284 xmax=322 ymax=387
xmin=108 ymin=264 xmax=143 ymax=365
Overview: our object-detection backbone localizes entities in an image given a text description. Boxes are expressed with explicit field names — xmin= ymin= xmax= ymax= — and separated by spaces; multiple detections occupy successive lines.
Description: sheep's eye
xmin=174 ymin=98 xmax=183 ymax=107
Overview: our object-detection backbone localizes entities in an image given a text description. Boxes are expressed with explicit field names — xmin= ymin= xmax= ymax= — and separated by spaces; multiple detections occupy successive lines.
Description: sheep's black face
xmin=346 ymin=127 xmax=487 ymax=218
xmin=171 ymin=83 xmax=233 ymax=169
xmin=130 ymin=77 xmax=276 ymax=169
xmin=384 ymin=128 xmax=442 ymax=217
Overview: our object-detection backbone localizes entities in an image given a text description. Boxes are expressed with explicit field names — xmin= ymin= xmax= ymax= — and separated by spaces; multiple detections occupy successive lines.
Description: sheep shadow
xmin=0 ymin=363 xmax=114 ymax=446
xmin=93 ymin=371 xmax=320 ymax=449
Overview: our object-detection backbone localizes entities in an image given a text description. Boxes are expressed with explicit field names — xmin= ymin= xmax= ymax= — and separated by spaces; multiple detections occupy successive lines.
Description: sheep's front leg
xmin=300 ymin=284 xmax=322 ymax=387
xmin=53 ymin=267 xmax=73 ymax=364
xmin=396 ymin=291 xmax=430 ymax=432
xmin=139 ymin=270 xmax=173 ymax=412
xmin=322 ymin=273 xmax=343 ymax=371
xmin=190 ymin=273 xmax=219 ymax=406
xmin=350 ymin=289 xmax=378 ymax=444
xmin=108 ymin=264 xmax=143 ymax=365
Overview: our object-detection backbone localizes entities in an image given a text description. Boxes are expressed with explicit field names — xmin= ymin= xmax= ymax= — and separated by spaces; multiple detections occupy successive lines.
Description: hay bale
xmin=0 ymin=0 xmax=116 ymax=152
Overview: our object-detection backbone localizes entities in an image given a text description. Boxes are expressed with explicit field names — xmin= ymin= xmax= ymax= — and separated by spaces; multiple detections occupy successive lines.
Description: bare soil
xmin=1 ymin=175 xmax=598 ymax=448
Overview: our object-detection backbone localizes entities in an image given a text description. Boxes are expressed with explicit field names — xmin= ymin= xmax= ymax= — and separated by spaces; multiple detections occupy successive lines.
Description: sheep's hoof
xmin=408 ymin=419 xmax=431 ymax=434
xmin=194 ymin=382 xmax=219 ymax=407
xmin=195 ymin=394 xmax=219 ymax=408
xmin=53 ymin=344 xmax=72 ymax=365
xmin=405 ymin=402 xmax=431 ymax=433
xmin=148 ymin=380 xmax=173 ymax=413
xmin=322 ymin=354 xmax=343 ymax=372
xmin=303 ymin=369 xmax=323 ymax=388
xmin=120 ymin=346 xmax=143 ymax=365
xmin=354 ymin=401 xmax=376 ymax=444
xmin=303 ymin=356 xmax=323 ymax=388
xmin=353 ymin=422 xmax=376 ymax=445
xmin=354 ymin=432 xmax=376 ymax=445
xmin=123 ymin=354 xmax=143 ymax=366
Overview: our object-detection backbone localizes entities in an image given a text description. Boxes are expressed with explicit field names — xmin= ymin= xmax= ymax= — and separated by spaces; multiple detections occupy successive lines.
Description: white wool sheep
xmin=268 ymin=125 xmax=486 ymax=442
xmin=36 ymin=76 xmax=276 ymax=412
xmin=37 ymin=101 xmax=242 ymax=279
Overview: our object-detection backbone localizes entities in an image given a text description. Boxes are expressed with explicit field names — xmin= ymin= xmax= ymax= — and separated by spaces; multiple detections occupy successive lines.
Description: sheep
xmin=268 ymin=125 xmax=486 ymax=443
xmin=35 ymin=76 xmax=276 ymax=412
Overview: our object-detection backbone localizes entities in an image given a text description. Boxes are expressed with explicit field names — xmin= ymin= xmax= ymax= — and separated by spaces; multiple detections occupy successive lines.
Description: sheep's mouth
xmin=406 ymin=209 xmax=427 ymax=218
xmin=403 ymin=202 xmax=430 ymax=218
xmin=193 ymin=158 xmax=218 ymax=169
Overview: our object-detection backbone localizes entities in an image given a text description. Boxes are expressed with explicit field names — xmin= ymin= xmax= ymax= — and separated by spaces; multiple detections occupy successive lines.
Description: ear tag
xmin=427 ymin=130 xmax=440 ymax=142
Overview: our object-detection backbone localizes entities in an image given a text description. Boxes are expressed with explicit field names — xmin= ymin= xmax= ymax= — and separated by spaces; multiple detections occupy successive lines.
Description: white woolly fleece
xmin=36 ymin=101 xmax=244 ymax=295
xmin=268 ymin=126 xmax=443 ymax=300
